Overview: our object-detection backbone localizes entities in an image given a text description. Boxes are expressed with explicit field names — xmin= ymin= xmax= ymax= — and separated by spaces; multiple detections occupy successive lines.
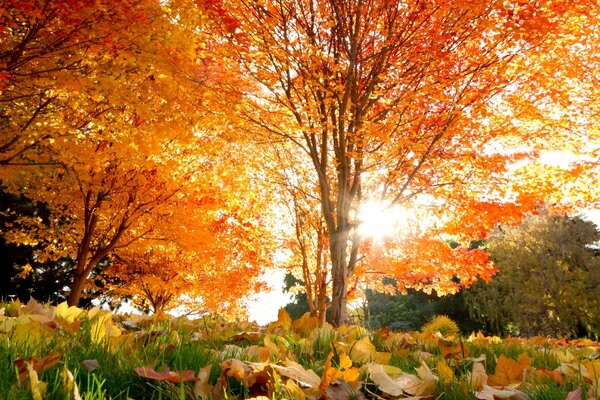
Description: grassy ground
xmin=1 ymin=299 xmax=598 ymax=400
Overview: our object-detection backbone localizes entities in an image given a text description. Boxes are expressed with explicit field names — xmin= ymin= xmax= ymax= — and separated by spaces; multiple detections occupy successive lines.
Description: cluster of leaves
xmin=2 ymin=298 xmax=599 ymax=400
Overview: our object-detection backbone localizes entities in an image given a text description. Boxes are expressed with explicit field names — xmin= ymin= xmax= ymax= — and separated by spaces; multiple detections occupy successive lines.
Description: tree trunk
xmin=67 ymin=271 xmax=86 ymax=306
xmin=329 ymin=232 xmax=348 ymax=326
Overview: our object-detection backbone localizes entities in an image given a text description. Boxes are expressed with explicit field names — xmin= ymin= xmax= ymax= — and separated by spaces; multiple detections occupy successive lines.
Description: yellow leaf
xmin=266 ymin=309 xmax=292 ymax=333
xmin=415 ymin=360 xmax=438 ymax=396
xmin=291 ymin=313 xmax=319 ymax=336
xmin=348 ymin=336 xmax=392 ymax=364
xmin=54 ymin=302 xmax=84 ymax=323
xmin=25 ymin=363 xmax=47 ymax=400
xmin=437 ymin=360 xmax=455 ymax=383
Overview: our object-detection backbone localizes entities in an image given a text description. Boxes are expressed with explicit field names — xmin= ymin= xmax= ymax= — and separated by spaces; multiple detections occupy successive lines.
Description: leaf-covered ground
xmin=1 ymin=299 xmax=598 ymax=400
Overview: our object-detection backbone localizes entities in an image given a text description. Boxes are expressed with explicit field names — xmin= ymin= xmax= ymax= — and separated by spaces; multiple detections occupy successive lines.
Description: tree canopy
xmin=1 ymin=0 xmax=599 ymax=323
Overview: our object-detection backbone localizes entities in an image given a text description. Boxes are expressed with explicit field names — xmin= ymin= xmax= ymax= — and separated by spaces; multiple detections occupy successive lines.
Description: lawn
xmin=1 ymin=299 xmax=598 ymax=400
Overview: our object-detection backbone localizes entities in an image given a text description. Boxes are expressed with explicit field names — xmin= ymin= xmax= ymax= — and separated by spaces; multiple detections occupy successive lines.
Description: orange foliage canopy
xmin=0 ymin=0 xmax=273 ymax=310
xmin=199 ymin=0 xmax=599 ymax=324
xmin=0 ymin=0 xmax=598 ymax=321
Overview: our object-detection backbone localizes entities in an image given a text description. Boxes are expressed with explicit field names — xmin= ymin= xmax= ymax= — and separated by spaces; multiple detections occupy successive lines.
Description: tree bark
xmin=329 ymin=230 xmax=349 ymax=326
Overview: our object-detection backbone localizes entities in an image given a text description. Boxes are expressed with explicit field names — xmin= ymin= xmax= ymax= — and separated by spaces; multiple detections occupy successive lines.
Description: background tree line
xmin=284 ymin=211 xmax=600 ymax=339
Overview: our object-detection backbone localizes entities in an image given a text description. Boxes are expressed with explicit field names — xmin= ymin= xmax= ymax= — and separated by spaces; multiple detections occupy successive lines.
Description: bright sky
xmin=245 ymin=269 xmax=292 ymax=325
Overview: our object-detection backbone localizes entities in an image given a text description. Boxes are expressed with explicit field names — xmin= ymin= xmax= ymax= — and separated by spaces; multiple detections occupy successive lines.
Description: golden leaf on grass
xmin=246 ymin=345 xmax=270 ymax=362
xmin=264 ymin=334 xmax=290 ymax=360
xmin=347 ymin=336 xmax=392 ymax=364
xmin=382 ymin=332 xmax=416 ymax=351
xmin=556 ymin=363 xmax=583 ymax=380
xmin=476 ymin=385 xmax=529 ymax=400
xmin=216 ymin=359 xmax=273 ymax=398
xmin=24 ymin=362 xmax=47 ymax=400
xmin=10 ymin=315 xmax=57 ymax=347
xmin=441 ymin=343 xmax=470 ymax=359
xmin=320 ymin=353 xmax=361 ymax=391
xmin=62 ymin=368 xmax=83 ymax=400
xmin=414 ymin=360 xmax=439 ymax=396
xmin=488 ymin=354 xmax=530 ymax=386
xmin=291 ymin=313 xmax=320 ymax=336
xmin=266 ymin=309 xmax=292 ymax=333
xmin=437 ymin=361 xmax=455 ymax=383
xmin=284 ymin=379 xmax=307 ymax=399
xmin=367 ymin=363 xmax=421 ymax=397
xmin=88 ymin=308 xmax=121 ymax=344
xmin=582 ymin=360 xmax=600 ymax=381
xmin=336 ymin=325 xmax=369 ymax=341
xmin=531 ymin=368 xmax=564 ymax=385
xmin=271 ymin=360 xmax=321 ymax=388
xmin=552 ymin=349 xmax=576 ymax=363
xmin=54 ymin=302 xmax=84 ymax=323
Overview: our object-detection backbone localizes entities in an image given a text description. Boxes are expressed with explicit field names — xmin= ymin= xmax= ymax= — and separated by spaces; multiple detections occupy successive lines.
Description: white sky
xmin=245 ymin=268 xmax=292 ymax=325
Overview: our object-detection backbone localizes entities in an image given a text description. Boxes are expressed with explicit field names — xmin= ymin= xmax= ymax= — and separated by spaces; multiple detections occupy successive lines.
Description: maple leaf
xmin=320 ymin=353 xmax=361 ymax=391
xmin=488 ymin=354 xmax=531 ymax=386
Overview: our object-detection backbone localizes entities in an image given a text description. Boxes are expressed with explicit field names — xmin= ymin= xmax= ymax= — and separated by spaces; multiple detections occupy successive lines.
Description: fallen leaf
xmin=134 ymin=366 xmax=198 ymax=383
xmin=324 ymin=378 xmax=366 ymax=400
xmin=566 ymin=386 xmax=582 ymax=400
xmin=193 ymin=365 xmax=212 ymax=398
xmin=470 ymin=362 xmax=488 ymax=391
xmin=291 ymin=313 xmax=320 ymax=336
xmin=22 ymin=362 xmax=47 ymax=400
xmin=367 ymin=363 xmax=421 ymax=397
xmin=15 ymin=351 xmax=62 ymax=381
xmin=347 ymin=336 xmax=392 ymax=364
xmin=62 ymin=368 xmax=83 ymax=400
xmin=488 ymin=354 xmax=529 ymax=386
xmin=266 ymin=309 xmax=292 ymax=334
xmin=437 ymin=361 xmax=454 ymax=384
xmin=271 ymin=360 xmax=321 ymax=388
xmin=414 ymin=360 xmax=438 ymax=396
xmin=80 ymin=359 xmax=100 ymax=373
xmin=476 ymin=385 xmax=529 ymax=400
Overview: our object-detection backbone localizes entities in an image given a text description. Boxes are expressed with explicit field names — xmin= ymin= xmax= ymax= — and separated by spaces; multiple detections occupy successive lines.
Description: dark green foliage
xmin=0 ymin=187 xmax=72 ymax=304
xmin=283 ymin=273 xmax=311 ymax=320
xmin=364 ymin=283 xmax=480 ymax=333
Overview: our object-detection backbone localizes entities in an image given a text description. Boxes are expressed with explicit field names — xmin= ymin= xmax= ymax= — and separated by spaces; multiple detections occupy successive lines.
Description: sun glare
xmin=358 ymin=201 xmax=405 ymax=240
xmin=358 ymin=201 xmax=437 ymax=240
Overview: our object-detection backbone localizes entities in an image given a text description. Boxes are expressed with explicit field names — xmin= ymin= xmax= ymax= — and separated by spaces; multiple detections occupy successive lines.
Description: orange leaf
xmin=134 ymin=366 xmax=198 ymax=383
xmin=488 ymin=354 xmax=529 ymax=386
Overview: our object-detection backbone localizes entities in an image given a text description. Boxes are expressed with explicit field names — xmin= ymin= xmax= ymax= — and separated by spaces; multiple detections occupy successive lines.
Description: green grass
xmin=1 ymin=302 xmax=599 ymax=399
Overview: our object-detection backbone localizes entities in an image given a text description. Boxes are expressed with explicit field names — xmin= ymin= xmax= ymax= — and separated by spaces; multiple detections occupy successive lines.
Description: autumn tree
xmin=465 ymin=212 xmax=600 ymax=338
xmin=204 ymin=0 xmax=595 ymax=325
xmin=268 ymin=146 xmax=331 ymax=324
xmin=0 ymin=0 xmax=273 ymax=308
